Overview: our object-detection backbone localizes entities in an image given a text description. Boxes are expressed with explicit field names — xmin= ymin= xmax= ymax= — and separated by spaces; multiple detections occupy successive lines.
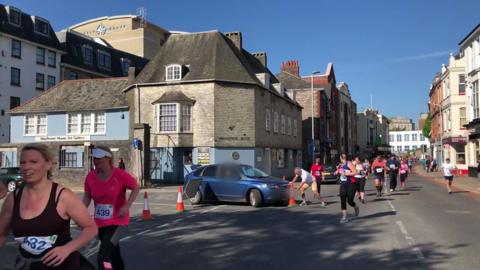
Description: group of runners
xmin=0 ymin=143 xmax=137 ymax=270
xmin=290 ymin=153 xmax=414 ymax=223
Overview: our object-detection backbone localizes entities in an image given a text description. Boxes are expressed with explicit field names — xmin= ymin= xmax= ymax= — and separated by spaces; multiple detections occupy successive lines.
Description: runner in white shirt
xmin=291 ymin=167 xmax=314 ymax=206
xmin=441 ymin=158 xmax=456 ymax=194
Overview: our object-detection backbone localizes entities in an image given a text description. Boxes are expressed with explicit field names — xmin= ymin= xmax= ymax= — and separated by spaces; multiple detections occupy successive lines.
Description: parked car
xmin=322 ymin=164 xmax=340 ymax=184
xmin=184 ymin=163 xmax=290 ymax=207
xmin=0 ymin=167 xmax=23 ymax=192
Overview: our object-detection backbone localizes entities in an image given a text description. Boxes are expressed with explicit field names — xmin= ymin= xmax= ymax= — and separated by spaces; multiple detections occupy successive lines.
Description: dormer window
xmin=97 ymin=50 xmax=111 ymax=71
xmin=7 ymin=7 xmax=21 ymax=26
xmin=33 ymin=17 xmax=49 ymax=36
xmin=82 ymin=45 xmax=93 ymax=65
xmin=166 ymin=64 xmax=182 ymax=81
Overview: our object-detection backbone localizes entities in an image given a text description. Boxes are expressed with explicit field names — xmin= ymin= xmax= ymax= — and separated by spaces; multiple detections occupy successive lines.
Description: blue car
xmin=184 ymin=163 xmax=290 ymax=207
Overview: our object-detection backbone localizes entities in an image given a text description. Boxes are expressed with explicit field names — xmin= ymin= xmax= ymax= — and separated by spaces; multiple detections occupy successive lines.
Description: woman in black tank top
xmin=0 ymin=143 xmax=97 ymax=269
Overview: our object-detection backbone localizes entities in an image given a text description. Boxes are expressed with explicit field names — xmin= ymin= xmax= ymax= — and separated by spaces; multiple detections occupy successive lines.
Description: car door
xmin=199 ymin=165 xmax=220 ymax=201
xmin=214 ymin=165 xmax=247 ymax=202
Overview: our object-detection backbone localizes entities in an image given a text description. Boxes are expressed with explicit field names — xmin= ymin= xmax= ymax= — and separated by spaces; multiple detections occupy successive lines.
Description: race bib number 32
xmin=15 ymin=235 xmax=58 ymax=255
xmin=95 ymin=204 xmax=114 ymax=220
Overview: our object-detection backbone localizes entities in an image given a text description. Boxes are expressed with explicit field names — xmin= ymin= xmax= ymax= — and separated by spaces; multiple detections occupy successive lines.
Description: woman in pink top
xmin=399 ymin=159 xmax=410 ymax=190
xmin=83 ymin=146 xmax=139 ymax=270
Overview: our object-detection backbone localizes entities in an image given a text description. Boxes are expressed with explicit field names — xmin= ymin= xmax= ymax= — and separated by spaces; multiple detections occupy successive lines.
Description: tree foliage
xmin=422 ymin=114 xmax=432 ymax=138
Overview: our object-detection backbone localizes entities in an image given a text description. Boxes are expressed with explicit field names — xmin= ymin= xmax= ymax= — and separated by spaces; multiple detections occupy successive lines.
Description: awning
xmin=443 ymin=136 xmax=467 ymax=145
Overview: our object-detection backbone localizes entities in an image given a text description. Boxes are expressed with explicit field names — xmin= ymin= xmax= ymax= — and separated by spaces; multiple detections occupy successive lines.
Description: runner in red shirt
xmin=83 ymin=146 xmax=139 ymax=270
xmin=371 ymin=155 xmax=387 ymax=197
xmin=310 ymin=158 xmax=327 ymax=207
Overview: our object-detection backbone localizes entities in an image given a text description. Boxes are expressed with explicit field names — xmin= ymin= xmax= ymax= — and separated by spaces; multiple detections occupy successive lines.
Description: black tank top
xmin=11 ymin=182 xmax=72 ymax=259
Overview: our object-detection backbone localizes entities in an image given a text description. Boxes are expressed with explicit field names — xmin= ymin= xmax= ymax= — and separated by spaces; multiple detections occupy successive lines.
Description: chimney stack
xmin=252 ymin=52 xmax=267 ymax=67
xmin=225 ymin=31 xmax=242 ymax=50
xmin=281 ymin=60 xmax=300 ymax=77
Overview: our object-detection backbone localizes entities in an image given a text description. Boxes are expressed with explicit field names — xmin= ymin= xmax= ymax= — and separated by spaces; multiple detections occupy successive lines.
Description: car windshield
xmin=239 ymin=165 xmax=269 ymax=178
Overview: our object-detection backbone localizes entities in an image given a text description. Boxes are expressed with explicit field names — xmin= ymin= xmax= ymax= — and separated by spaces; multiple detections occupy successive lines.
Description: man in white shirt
xmin=291 ymin=167 xmax=314 ymax=206
xmin=441 ymin=158 xmax=456 ymax=194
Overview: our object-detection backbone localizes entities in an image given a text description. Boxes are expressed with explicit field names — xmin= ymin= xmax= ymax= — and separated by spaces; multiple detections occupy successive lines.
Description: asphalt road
xmin=1 ymin=172 xmax=480 ymax=270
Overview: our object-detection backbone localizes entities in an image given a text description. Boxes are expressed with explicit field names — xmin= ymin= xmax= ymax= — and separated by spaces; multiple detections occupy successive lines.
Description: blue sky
xmin=8 ymin=0 xmax=480 ymax=125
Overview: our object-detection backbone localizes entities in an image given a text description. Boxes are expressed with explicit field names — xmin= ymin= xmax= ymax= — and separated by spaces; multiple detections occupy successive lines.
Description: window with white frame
xmin=389 ymin=135 xmax=394 ymax=142
xmin=67 ymin=112 xmax=106 ymax=135
xmin=412 ymin=133 xmax=418 ymax=141
xmin=98 ymin=50 xmax=111 ymax=70
xmin=7 ymin=7 xmax=21 ymax=26
xmin=265 ymin=109 xmax=271 ymax=131
xmin=34 ymin=17 xmax=49 ymax=36
xmin=159 ymin=104 xmax=177 ymax=132
xmin=446 ymin=109 xmax=452 ymax=130
xmin=24 ymin=114 xmax=46 ymax=135
xmin=36 ymin=73 xmax=44 ymax=90
xmin=404 ymin=134 xmax=410 ymax=141
xmin=273 ymin=112 xmax=279 ymax=133
xmin=459 ymin=75 xmax=466 ymax=95
xmin=396 ymin=146 xmax=401 ymax=152
xmin=396 ymin=134 xmax=402 ymax=141
xmin=404 ymin=145 xmax=410 ymax=151
xmin=166 ymin=65 xmax=182 ymax=81
xmin=181 ymin=104 xmax=192 ymax=132
xmin=474 ymin=81 xmax=479 ymax=119
xmin=277 ymin=149 xmax=285 ymax=168
xmin=420 ymin=134 xmax=425 ymax=141
xmin=281 ymin=114 xmax=286 ymax=134
xmin=293 ymin=119 xmax=298 ymax=137
xmin=287 ymin=117 xmax=292 ymax=135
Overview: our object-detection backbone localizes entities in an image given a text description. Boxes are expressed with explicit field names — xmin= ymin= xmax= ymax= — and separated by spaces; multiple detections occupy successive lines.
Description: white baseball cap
xmin=92 ymin=148 xmax=112 ymax=158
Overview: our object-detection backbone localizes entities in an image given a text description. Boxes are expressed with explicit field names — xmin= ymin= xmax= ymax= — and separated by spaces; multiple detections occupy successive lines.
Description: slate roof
xmin=276 ymin=71 xmax=311 ymax=89
xmin=131 ymin=31 xmax=277 ymax=85
xmin=152 ymin=91 xmax=195 ymax=104
xmin=10 ymin=78 xmax=129 ymax=114
xmin=57 ymin=30 xmax=148 ymax=77
xmin=0 ymin=4 xmax=62 ymax=51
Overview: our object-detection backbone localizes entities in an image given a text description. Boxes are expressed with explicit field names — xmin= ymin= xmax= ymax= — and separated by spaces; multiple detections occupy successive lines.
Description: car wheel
xmin=249 ymin=189 xmax=263 ymax=208
xmin=7 ymin=181 xmax=16 ymax=192
xmin=189 ymin=190 xmax=202 ymax=204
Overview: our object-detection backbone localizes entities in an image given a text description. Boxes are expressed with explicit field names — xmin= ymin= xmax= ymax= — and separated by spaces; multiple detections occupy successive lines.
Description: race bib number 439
xmin=95 ymin=204 xmax=114 ymax=220
xmin=15 ymin=235 xmax=58 ymax=255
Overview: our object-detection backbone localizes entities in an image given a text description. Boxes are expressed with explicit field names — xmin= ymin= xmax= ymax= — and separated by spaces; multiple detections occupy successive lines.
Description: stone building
xmin=389 ymin=116 xmax=414 ymax=131
xmin=277 ymin=62 xmax=330 ymax=166
xmin=123 ymin=31 xmax=303 ymax=183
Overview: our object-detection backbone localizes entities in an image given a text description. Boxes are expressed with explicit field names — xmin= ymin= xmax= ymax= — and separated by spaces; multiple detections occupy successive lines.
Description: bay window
xmin=155 ymin=103 xmax=193 ymax=133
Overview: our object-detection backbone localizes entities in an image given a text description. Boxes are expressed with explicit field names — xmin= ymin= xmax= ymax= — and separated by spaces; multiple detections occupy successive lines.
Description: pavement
xmin=413 ymin=164 xmax=480 ymax=196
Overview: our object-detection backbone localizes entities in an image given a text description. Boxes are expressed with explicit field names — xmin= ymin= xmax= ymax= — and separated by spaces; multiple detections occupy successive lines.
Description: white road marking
xmin=120 ymin=236 xmax=133 ymax=242
xmin=396 ymin=221 xmax=425 ymax=260
xmin=445 ymin=210 xmax=472 ymax=214
xmin=387 ymin=200 xmax=396 ymax=212
xmin=156 ymin=224 xmax=170 ymax=229
xmin=136 ymin=229 xmax=152 ymax=235
xmin=199 ymin=205 xmax=226 ymax=214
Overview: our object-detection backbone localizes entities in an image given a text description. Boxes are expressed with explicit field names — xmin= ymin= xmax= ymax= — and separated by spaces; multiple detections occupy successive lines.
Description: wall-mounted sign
xmin=35 ymin=135 xmax=90 ymax=142
xmin=197 ymin=147 xmax=210 ymax=165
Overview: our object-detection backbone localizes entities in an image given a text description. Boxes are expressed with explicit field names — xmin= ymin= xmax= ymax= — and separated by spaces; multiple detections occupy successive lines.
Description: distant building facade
xmin=67 ymin=15 xmax=170 ymax=60
xmin=357 ymin=108 xmax=390 ymax=158
xmin=389 ymin=130 xmax=430 ymax=155
xmin=418 ymin=113 xmax=428 ymax=130
xmin=389 ymin=116 xmax=414 ymax=131
xmin=56 ymin=29 xmax=148 ymax=81
xmin=0 ymin=4 xmax=63 ymax=145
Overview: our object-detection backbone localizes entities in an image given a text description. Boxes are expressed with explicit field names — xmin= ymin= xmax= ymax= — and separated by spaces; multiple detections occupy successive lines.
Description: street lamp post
xmin=311 ymin=71 xmax=321 ymax=164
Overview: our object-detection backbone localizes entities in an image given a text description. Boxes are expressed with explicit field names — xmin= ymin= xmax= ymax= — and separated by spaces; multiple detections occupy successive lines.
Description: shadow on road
xmin=120 ymin=207 xmax=459 ymax=270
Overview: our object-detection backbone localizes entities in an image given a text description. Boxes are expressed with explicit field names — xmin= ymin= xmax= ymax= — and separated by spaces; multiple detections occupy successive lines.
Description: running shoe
xmin=340 ymin=217 xmax=349 ymax=223
xmin=299 ymin=201 xmax=307 ymax=206
xmin=320 ymin=201 xmax=327 ymax=207
xmin=354 ymin=205 xmax=360 ymax=217
xmin=448 ymin=190 xmax=452 ymax=194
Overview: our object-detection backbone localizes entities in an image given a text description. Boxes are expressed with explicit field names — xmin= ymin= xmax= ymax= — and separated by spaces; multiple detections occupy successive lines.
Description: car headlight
xmin=260 ymin=183 xmax=280 ymax=189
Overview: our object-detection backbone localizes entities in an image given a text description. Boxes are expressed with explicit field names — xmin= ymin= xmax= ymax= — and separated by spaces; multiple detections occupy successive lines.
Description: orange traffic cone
xmin=176 ymin=186 xmax=185 ymax=212
xmin=142 ymin=191 xmax=152 ymax=221
xmin=288 ymin=182 xmax=297 ymax=207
